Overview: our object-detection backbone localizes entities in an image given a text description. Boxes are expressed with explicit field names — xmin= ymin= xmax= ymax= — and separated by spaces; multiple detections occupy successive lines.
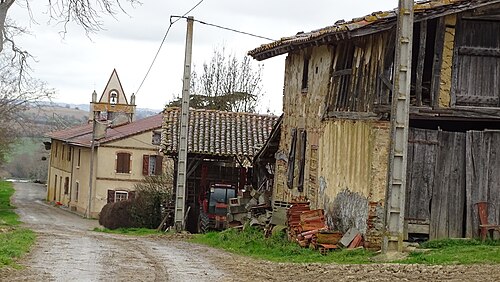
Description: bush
xmin=98 ymin=199 xmax=139 ymax=229
xmin=98 ymin=174 xmax=173 ymax=230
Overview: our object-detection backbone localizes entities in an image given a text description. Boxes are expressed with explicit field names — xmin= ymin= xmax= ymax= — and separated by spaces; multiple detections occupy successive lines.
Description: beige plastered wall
xmin=438 ymin=14 xmax=457 ymax=108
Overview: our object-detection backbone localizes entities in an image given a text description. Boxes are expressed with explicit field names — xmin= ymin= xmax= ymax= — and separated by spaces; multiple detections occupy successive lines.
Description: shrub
xmin=98 ymin=199 xmax=139 ymax=229
xmin=98 ymin=174 xmax=173 ymax=230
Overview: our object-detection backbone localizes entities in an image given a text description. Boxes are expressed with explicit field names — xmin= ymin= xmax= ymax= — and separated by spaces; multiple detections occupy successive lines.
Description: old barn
xmin=249 ymin=0 xmax=500 ymax=247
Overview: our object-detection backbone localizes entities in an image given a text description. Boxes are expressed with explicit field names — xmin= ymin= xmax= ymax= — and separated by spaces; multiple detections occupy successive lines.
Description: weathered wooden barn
xmin=248 ymin=0 xmax=500 ymax=246
xmin=161 ymin=107 xmax=278 ymax=232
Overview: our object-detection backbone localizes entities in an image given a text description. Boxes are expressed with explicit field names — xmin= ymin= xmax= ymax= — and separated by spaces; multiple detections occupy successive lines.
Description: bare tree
xmin=0 ymin=50 xmax=54 ymax=164
xmin=0 ymin=0 xmax=136 ymax=164
xmin=172 ymin=47 xmax=264 ymax=113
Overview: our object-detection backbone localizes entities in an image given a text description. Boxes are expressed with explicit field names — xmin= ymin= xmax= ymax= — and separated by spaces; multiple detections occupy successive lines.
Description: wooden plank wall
xmin=430 ymin=131 xmax=466 ymax=239
xmin=465 ymin=131 xmax=500 ymax=239
xmin=405 ymin=129 xmax=438 ymax=221
xmin=453 ymin=18 xmax=500 ymax=107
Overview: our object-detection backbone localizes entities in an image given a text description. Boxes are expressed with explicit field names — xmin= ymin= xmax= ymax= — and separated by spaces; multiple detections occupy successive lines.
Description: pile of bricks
xmin=286 ymin=203 xmax=342 ymax=253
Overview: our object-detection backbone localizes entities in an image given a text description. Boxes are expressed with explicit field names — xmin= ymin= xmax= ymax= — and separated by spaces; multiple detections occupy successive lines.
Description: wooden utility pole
xmin=383 ymin=0 xmax=414 ymax=253
xmin=174 ymin=16 xmax=194 ymax=231
xmin=87 ymin=111 xmax=98 ymax=218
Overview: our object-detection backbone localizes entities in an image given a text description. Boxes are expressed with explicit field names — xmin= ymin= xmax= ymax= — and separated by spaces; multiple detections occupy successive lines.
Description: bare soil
xmin=1 ymin=182 xmax=499 ymax=281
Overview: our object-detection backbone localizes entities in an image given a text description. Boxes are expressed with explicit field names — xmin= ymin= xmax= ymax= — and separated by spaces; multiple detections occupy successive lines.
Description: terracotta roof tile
xmin=162 ymin=107 xmax=279 ymax=158
xmin=46 ymin=114 xmax=162 ymax=147
xmin=248 ymin=0 xmax=498 ymax=61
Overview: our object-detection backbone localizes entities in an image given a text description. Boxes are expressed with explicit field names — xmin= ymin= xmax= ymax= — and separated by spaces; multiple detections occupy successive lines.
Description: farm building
xmin=161 ymin=107 xmax=278 ymax=232
xmin=248 ymin=0 xmax=500 ymax=247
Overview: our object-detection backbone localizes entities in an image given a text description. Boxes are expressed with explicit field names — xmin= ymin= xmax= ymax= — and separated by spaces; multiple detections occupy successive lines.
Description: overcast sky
xmin=9 ymin=0 xmax=396 ymax=113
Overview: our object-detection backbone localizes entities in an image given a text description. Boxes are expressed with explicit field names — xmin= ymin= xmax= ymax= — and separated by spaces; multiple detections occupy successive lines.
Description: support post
xmin=87 ymin=111 xmax=98 ymax=218
xmin=383 ymin=0 xmax=414 ymax=253
xmin=174 ymin=16 xmax=194 ymax=231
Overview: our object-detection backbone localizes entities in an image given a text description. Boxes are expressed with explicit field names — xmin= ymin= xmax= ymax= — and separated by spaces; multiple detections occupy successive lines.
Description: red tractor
xmin=197 ymin=183 xmax=237 ymax=233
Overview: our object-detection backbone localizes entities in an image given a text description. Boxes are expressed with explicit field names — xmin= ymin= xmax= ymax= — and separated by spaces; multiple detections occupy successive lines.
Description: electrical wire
xmin=135 ymin=0 xmax=206 ymax=95
xmin=171 ymin=16 xmax=276 ymax=41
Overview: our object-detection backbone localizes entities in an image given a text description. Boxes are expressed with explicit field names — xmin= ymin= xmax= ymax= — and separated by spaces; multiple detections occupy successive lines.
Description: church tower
xmin=89 ymin=69 xmax=136 ymax=124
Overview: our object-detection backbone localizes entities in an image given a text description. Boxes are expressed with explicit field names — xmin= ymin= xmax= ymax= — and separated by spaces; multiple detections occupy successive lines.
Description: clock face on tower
xmin=109 ymin=90 xmax=118 ymax=105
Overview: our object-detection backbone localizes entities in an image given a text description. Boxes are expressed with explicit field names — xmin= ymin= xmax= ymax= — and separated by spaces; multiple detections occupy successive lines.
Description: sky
xmin=9 ymin=0 xmax=397 ymax=114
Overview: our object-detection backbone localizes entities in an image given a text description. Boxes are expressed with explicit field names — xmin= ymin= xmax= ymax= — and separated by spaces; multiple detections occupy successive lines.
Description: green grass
xmin=403 ymin=239 xmax=500 ymax=265
xmin=93 ymin=227 xmax=161 ymax=236
xmin=0 ymin=181 xmax=36 ymax=268
xmin=193 ymin=227 xmax=500 ymax=265
xmin=191 ymin=227 xmax=374 ymax=263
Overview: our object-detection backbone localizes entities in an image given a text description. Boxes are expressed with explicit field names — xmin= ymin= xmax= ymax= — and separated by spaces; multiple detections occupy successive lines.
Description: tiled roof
xmin=162 ymin=107 xmax=279 ymax=158
xmin=248 ymin=0 xmax=500 ymax=61
xmin=47 ymin=114 xmax=162 ymax=147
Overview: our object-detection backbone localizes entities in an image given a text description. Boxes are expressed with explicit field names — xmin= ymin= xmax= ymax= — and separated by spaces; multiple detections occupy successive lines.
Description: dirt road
xmin=1 ymin=182 xmax=499 ymax=281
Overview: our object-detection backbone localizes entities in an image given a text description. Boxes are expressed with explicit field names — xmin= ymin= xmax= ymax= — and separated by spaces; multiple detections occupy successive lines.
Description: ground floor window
xmin=114 ymin=191 xmax=128 ymax=202
xmin=107 ymin=189 xmax=135 ymax=203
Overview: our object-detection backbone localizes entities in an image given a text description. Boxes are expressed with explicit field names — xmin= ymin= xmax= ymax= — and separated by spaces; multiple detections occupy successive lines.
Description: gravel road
xmin=1 ymin=182 xmax=499 ymax=282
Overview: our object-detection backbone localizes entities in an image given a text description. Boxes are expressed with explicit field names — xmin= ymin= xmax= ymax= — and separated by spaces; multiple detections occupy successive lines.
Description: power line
xmin=135 ymin=0 xmax=206 ymax=95
xmin=171 ymin=16 xmax=276 ymax=41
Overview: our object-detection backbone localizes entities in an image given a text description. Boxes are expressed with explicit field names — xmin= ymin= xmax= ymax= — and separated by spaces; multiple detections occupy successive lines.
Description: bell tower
xmin=89 ymin=69 xmax=136 ymax=124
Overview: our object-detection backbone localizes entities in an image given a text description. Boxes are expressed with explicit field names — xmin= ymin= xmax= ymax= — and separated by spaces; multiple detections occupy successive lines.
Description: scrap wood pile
xmin=286 ymin=202 xmax=364 ymax=254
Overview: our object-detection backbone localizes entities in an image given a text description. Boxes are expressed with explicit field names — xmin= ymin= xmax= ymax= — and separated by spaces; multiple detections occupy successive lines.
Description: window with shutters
xmin=114 ymin=191 xmax=128 ymax=202
xmin=116 ymin=152 xmax=131 ymax=173
xmin=107 ymin=189 xmax=135 ymax=203
xmin=142 ymin=155 xmax=163 ymax=176
xmin=287 ymin=129 xmax=297 ymax=189
xmin=297 ymin=130 xmax=307 ymax=192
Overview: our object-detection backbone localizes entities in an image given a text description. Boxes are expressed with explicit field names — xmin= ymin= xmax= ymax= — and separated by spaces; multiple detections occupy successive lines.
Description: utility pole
xmin=174 ymin=16 xmax=194 ymax=231
xmin=383 ymin=0 xmax=414 ymax=253
xmin=87 ymin=110 xmax=98 ymax=218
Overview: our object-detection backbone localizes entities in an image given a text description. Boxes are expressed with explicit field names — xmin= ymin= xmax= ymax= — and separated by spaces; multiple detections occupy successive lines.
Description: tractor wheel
xmin=198 ymin=210 xmax=210 ymax=233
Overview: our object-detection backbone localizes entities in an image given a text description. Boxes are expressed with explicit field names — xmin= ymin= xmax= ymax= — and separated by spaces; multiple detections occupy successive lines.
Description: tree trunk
xmin=0 ymin=0 xmax=15 ymax=54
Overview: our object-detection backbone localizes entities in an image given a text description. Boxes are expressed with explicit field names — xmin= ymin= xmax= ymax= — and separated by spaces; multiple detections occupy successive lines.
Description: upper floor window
xmin=142 ymin=155 xmax=163 ymax=176
xmin=116 ymin=152 xmax=131 ymax=173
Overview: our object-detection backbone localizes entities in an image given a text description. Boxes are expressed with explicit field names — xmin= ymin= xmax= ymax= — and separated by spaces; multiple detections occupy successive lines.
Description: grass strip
xmin=93 ymin=227 xmax=161 ymax=236
xmin=0 ymin=181 xmax=36 ymax=268
xmin=191 ymin=227 xmax=374 ymax=263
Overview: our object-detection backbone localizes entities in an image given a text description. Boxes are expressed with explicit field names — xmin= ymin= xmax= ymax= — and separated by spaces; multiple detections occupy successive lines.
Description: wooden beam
xmin=416 ymin=20 xmax=427 ymax=107
xmin=458 ymin=46 xmax=500 ymax=57
xmin=325 ymin=111 xmax=381 ymax=120
xmin=430 ymin=18 xmax=446 ymax=108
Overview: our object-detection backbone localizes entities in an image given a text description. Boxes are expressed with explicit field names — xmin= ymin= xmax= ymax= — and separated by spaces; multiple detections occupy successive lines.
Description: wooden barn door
xmin=406 ymin=128 xmax=466 ymax=239
xmin=406 ymin=129 xmax=439 ymax=224
xmin=465 ymin=131 xmax=500 ymax=239
xmin=429 ymin=131 xmax=466 ymax=239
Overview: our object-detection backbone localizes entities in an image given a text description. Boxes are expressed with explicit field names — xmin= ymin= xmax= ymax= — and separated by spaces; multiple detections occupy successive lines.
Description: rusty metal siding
xmin=317 ymin=120 xmax=389 ymax=247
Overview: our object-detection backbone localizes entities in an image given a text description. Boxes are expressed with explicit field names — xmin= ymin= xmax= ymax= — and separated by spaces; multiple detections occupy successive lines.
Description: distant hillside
xmin=20 ymin=102 xmax=161 ymax=137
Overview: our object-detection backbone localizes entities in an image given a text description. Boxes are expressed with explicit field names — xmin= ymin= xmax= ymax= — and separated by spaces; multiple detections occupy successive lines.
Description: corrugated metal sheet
xmin=248 ymin=0 xmax=500 ymax=61
xmin=319 ymin=120 xmax=373 ymax=199
xmin=162 ymin=107 xmax=278 ymax=157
